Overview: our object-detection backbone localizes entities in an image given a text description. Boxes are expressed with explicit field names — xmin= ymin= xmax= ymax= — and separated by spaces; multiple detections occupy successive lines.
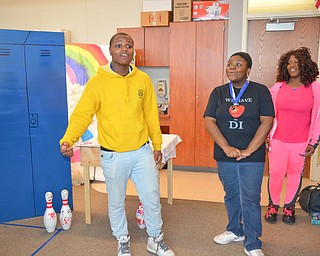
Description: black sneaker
xmin=282 ymin=206 xmax=295 ymax=224
xmin=265 ymin=204 xmax=278 ymax=223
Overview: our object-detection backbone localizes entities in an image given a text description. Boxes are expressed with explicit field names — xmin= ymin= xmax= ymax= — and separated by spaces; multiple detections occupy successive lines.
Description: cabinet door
xmin=144 ymin=27 xmax=170 ymax=66
xmin=0 ymin=45 xmax=35 ymax=222
xmin=170 ymin=22 xmax=197 ymax=166
xmin=117 ymin=27 xmax=145 ymax=66
xmin=25 ymin=45 xmax=72 ymax=216
xmin=195 ymin=21 xmax=225 ymax=168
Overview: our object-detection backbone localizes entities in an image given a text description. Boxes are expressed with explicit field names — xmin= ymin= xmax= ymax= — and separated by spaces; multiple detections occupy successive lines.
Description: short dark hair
xmin=230 ymin=52 xmax=253 ymax=69
xmin=109 ymin=32 xmax=134 ymax=46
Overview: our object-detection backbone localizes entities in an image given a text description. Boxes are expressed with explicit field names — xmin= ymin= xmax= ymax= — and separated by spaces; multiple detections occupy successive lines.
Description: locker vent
xmin=0 ymin=48 xmax=10 ymax=56
xmin=40 ymin=49 xmax=51 ymax=57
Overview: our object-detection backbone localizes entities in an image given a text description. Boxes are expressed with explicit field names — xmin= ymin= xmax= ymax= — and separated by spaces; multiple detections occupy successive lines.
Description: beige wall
xmin=1 ymin=0 xmax=319 ymax=178
xmin=0 ymin=0 xmax=144 ymax=44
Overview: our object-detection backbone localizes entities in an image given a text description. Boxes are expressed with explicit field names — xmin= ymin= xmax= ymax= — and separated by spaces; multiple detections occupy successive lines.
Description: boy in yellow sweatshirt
xmin=60 ymin=33 xmax=175 ymax=256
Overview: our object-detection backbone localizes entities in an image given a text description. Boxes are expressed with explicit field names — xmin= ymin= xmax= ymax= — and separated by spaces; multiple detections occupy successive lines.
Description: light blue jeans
xmin=217 ymin=161 xmax=264 ymax=251
xmin=100 ymin=143 xmax=163 ymax=239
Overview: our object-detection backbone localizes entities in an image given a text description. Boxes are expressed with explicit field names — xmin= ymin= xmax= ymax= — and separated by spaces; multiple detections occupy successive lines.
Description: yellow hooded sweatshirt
xmin=60 ymin=63 xmax=162 ymax=152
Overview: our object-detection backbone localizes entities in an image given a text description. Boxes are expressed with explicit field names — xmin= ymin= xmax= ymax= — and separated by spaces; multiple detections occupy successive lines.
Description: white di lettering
xmin=229 ymin=120 xmax=243 ymax=129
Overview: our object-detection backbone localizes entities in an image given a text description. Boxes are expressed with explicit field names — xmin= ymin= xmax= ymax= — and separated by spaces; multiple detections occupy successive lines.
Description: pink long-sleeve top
xmin=269 ymin=81 xmax=320 ymax=148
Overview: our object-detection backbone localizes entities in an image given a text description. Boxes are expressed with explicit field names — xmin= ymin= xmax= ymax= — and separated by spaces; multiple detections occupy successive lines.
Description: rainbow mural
xmin=66 ymin=43 xmax=110 ymax=85
xmin=65 ymin=43 xmax=112 ymax=163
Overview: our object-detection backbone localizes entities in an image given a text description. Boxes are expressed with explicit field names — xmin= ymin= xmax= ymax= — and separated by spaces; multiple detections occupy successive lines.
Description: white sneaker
xmin=213 ymin=231 xmax=245 ymax=245
xmin=117 ymin=235 xmax=131 ymax=256
xmin=244 ymin=248 xmax=265 ymax=256
xmin=147 ymin=232 xmax=175 ymax=256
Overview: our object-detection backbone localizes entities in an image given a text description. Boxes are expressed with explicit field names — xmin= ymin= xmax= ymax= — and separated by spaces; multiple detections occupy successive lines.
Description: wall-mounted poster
xmin=192 ymin=0 xmax=229 ymax=21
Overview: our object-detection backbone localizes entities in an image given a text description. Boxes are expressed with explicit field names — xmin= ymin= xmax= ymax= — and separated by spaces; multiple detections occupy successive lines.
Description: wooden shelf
xmin=159 ymin=114 xmax=170 ymax=126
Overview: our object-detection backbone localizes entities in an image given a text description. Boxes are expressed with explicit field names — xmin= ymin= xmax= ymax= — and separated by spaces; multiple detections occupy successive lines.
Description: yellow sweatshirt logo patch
xmin=138 ymin=89 xmax=144 ymax=98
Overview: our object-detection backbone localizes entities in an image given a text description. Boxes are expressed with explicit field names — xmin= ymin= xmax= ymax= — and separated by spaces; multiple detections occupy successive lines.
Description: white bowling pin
xmin=136 ymin=201 xmax=146 ymax=229
xmin=43 ymin=192 xmax=57 ymax=233
xmin=59 ymin=189 xmax=72 ymax=230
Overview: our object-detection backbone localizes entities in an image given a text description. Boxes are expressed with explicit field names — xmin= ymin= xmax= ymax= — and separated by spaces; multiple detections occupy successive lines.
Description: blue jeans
xmin=217 ymin=161 xmax=264 ymax=251
xmin=100 ymin=143 xmax=163 ymax=239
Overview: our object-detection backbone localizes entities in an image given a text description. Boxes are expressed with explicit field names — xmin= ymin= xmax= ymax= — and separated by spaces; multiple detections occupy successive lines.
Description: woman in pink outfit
xmin=265 ymin=47 xmax=320 ymax=224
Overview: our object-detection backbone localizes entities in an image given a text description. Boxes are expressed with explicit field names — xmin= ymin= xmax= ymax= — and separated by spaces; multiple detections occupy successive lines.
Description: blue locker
xmin=0 ymin=29 xmax=73 ymax=222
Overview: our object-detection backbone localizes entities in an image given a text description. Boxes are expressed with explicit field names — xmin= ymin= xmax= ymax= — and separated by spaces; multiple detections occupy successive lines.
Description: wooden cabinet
xmin=170 ymin=21 xmax=227 ymax=168
xmin=160 ymin=115 xmax=170 ymax=134
xmin=144 ymin=27 xmax=170 ymax=66
xmin=117 ymin=27 xmax=170 ymax=67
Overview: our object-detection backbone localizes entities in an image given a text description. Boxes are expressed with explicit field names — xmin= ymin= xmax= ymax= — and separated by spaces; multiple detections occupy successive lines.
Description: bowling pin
xmin=43 ymin=192 xmax=57 ymax=233
xmin=136 ymin=201 xmax=146 ymax=229
xmin=59 ymin=189 xmax=72 ymax=230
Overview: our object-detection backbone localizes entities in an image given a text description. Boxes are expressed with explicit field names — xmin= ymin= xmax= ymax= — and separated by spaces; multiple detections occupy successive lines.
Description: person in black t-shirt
xmin=204 ymin=52 xmax=274 ymax=256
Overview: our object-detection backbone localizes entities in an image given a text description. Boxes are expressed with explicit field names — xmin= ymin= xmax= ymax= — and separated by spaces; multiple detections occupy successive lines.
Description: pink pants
xmin=268 ymin=139 xmax=306 ymax=206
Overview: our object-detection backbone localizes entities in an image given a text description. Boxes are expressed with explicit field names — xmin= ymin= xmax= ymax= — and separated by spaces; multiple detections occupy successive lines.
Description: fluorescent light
xmin=248 ymin=0 xmax=315 ymax=13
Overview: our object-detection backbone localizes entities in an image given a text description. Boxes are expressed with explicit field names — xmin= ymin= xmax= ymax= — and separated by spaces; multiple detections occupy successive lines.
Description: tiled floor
xmin=82 ymin=164 xmax=315 ymax=208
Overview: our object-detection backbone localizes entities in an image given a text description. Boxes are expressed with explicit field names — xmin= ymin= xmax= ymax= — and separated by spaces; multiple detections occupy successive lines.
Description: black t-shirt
xmin=204 ymin=81 xmax=275 ymax=162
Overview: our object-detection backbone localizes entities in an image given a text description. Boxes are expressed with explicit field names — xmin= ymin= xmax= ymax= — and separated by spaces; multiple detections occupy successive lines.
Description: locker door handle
xmin=29 ymin=113 xmax=38 ymax=128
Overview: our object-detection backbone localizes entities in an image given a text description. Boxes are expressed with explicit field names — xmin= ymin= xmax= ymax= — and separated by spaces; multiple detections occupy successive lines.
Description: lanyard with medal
xmin=228 ymin=80 xmax=249 ymax=118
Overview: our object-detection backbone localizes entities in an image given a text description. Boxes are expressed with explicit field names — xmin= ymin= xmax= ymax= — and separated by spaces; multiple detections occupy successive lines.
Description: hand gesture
xmin=300 ymin=144 xmax=315 ymax=158
xmin=60 ymin=142 xmax=74 ymax=157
